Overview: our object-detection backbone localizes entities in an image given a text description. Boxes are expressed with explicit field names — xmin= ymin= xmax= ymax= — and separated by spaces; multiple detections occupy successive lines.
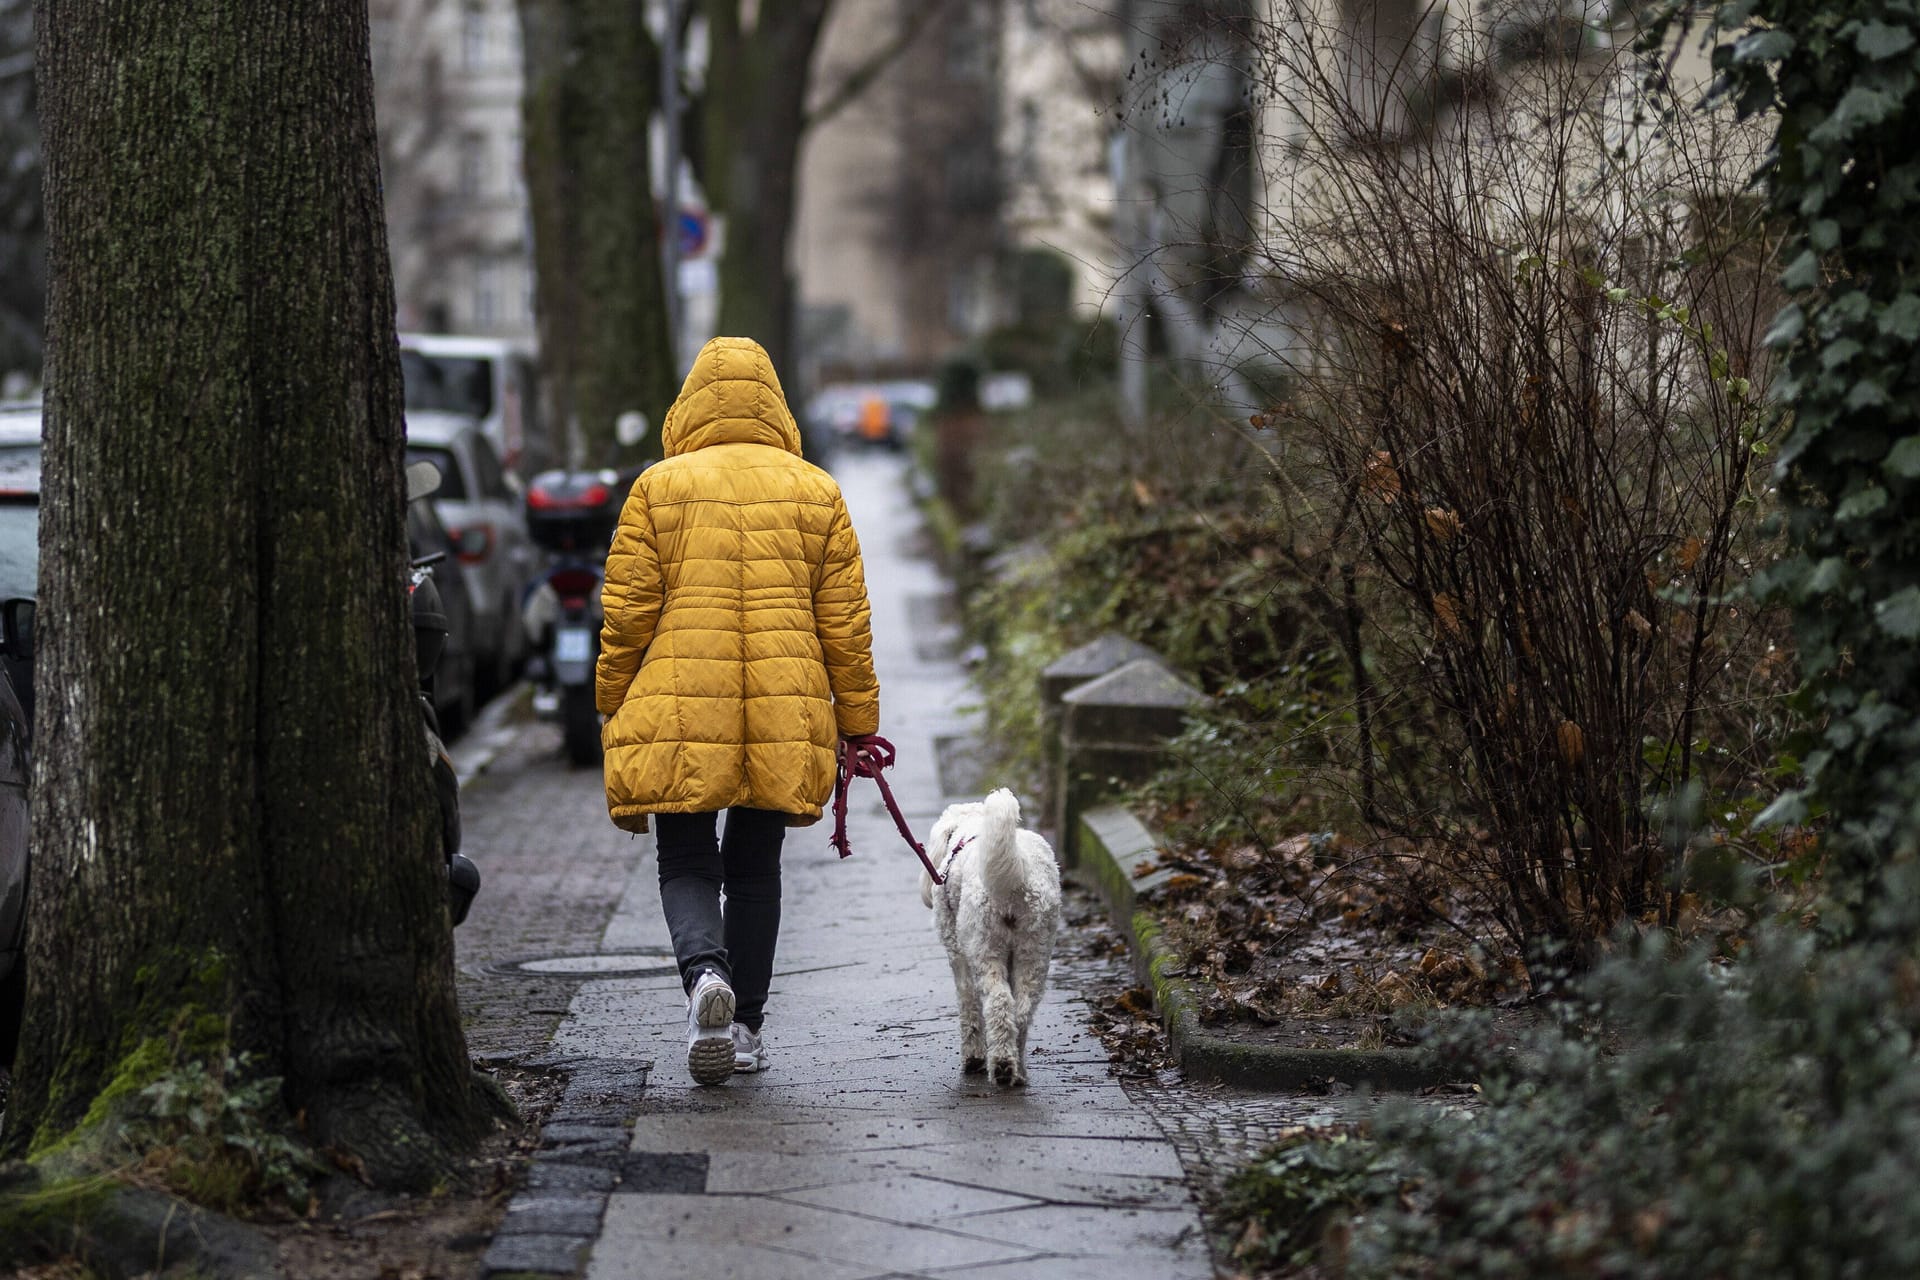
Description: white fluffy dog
xmin=921 ymin=789 xmax=1062 ymax=1086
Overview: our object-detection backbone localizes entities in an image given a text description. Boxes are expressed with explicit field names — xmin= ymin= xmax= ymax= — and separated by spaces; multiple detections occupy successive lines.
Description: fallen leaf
xmin=1558 ymin=720 xmax=1585 ymax=766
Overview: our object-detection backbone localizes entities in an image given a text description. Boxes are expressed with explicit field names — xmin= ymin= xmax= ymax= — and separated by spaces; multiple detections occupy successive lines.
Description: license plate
xmin=555 ymin=628 xmax=593 ymax=663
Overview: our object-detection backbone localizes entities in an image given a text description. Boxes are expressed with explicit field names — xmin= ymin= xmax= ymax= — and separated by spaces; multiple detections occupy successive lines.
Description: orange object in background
xmin=858 ymin=395 xmax=890 ymax=441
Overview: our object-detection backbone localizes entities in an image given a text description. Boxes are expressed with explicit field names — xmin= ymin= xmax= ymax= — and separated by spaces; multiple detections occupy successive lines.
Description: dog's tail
xmin=920 ymin=866 xmax=935 ymax=909
xmin=979 ymin=788 xmax=1026 ymax=901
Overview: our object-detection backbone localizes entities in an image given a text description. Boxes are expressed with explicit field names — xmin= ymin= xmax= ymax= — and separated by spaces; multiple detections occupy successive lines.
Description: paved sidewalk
xmin=518 ymin=453 xmax=1212 ymax=1280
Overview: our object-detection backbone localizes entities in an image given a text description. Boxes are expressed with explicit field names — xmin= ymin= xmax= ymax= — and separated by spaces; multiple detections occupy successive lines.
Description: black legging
xmin=653 ymin=807 xmax=787 ymax=1031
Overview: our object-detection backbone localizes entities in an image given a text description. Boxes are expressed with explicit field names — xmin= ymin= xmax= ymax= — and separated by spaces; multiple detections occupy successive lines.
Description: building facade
xmin=371 ymin=0 xmax=536 ymax=341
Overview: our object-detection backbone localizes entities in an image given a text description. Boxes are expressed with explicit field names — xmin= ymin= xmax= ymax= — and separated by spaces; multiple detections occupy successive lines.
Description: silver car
xmin=405 ymin=411 xmax=537 ymax=694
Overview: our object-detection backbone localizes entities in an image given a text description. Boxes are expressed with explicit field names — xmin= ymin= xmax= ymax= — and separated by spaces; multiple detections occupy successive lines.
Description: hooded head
xmin=660 ymin=336 xmax=803 ymax=459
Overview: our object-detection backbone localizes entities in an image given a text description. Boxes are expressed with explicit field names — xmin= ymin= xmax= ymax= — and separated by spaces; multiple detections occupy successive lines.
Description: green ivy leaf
xmin=1880 ymin=294 xmax=1920 ymax=340
xmin=1766 ymin=304 xmax=1806 ymax=345
xmin=1781 ymin=252 xmax=1821 ymax=291
xmin=1808 ymin=86 xmax=1902 ymax=143
xmin=1855 ymin=20 xmax=1916 ymax=60
xmin=1734 ymin=29 xmax=1796 ymax=62
xmin=1847 ymin=379 xmax=1892 ymax=409
xmin=1875 ymin=586 xmax=1920 ymax=639
xmin=1886 ymin=437 xmax=1920 ymax=478
xmin=1808 ymin=557 xmax=1848 ymax=593
xmin=1836 ymin=486 xmax=1890 ymax=520
xmin=1822 ymin=337 xmax=1864 ymax=369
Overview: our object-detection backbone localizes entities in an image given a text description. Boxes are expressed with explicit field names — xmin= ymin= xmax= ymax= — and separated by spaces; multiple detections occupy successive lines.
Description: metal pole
xmin=661 ymin=0 xmax=684 ymax=371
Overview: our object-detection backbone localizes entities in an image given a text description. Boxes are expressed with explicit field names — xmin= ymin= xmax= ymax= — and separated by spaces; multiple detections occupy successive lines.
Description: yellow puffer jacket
xmin=595 ymin=337 xmax=880 ymax=833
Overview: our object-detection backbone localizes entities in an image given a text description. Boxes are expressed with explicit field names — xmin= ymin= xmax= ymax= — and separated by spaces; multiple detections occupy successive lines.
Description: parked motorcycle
xmin=407 ymin=461 xmax=481 ymax=925
xmin=522 ymin=470 xmax=623 ymax=768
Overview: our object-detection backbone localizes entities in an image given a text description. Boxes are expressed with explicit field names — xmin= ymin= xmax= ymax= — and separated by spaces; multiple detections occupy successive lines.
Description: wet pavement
xmin=453 ymin=453 xmax=1343 ymax=1279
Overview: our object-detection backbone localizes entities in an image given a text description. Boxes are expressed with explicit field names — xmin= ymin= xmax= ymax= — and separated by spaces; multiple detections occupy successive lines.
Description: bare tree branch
xmin=801 ymin=0 xmax=954 ymax=133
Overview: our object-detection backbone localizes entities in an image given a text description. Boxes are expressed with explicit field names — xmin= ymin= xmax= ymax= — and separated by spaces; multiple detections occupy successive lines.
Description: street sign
xmin=677 ymin=209 xmax=710 ymax=257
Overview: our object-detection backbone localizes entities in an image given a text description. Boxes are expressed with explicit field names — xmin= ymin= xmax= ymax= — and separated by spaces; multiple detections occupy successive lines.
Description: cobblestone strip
xmin=482 ymin=1057 xmax=651 ymax=1278
xmin=449 ymin=714 xmax=667 ymax=1277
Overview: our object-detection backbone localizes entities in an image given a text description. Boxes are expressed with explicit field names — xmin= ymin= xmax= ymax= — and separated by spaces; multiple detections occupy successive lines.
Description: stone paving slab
xmin=600 ymin=1194 xmax=1041 ymax=1273
xmin=775 ymin=1175 xmax=1044 ymax=1221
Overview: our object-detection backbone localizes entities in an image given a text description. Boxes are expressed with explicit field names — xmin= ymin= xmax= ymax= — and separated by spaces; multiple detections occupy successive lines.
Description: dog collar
xmin=939 ymin=834 xmax=975 ymax=880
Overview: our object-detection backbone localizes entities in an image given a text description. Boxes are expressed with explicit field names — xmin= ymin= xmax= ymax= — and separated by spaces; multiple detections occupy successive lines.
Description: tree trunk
xmin=703 ymin=0 xmax=831 ymax=375
xmin=518 ymin=0 xmax=678 ymax=467
xmin=6 ymin=0 xmax=493 ymax=1187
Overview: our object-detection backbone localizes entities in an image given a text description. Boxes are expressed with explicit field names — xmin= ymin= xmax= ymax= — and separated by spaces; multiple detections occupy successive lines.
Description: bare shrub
xmin=1235 ymin=3 xmax=1790 ymax=955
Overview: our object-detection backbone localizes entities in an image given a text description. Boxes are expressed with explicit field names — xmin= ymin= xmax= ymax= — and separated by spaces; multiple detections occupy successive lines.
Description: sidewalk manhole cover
xmin=507 ymin=953 xmax=678 ymax=978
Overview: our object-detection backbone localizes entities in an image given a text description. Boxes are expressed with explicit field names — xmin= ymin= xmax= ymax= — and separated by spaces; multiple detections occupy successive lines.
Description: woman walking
xmin=595 ymin=336 xmax=880 ymax=1085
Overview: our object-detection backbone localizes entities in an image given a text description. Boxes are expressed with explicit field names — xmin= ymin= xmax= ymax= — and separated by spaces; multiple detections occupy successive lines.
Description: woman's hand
xmin=838 ymin=733 xmax=896 ymax=778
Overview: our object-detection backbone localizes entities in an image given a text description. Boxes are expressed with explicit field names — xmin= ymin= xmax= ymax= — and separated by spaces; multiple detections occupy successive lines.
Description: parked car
xmin=0 ymin=403 xmax=41 ymax=729
xmin=0 ymin=402 xmax=37 ymax=1069
xmin=0 ymin=613 xmax=28 ymax=1071
xmin=405 ymin=411 xmax=536 ymax=696
xmin=400 ymin=334 xmax=544 ymax=475
xmin=405 ymin=470 xmax=480 ymax=735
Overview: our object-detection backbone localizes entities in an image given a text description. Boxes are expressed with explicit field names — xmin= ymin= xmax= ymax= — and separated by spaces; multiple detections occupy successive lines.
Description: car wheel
xmin=440 ymin=655 xmax=477 ymax=738
xmin=0 ymin=958 xmax=24 ymax=1069
xmin=561 ymin=686 xmax=602 ymax=767
xmin=492 ymin=595 xmax=527 ymax=689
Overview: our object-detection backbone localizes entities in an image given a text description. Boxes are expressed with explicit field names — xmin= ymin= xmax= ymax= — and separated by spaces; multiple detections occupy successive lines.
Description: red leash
xmin=831 ymin=734 xmax=945 ymax=884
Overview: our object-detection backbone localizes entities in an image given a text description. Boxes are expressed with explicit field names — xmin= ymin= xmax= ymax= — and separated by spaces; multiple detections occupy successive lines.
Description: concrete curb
xmin=1074 ymin=805 xmax=1451 ymax=1091
xmin=453 ymin=680 xmax=535 ymax=788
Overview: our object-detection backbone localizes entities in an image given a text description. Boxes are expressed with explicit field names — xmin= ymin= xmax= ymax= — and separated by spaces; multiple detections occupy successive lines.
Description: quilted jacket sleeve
xmin=596 ymin=482 xmax=663 ymax=717
xmin=814 ymin=495 xmax=880 ymax=736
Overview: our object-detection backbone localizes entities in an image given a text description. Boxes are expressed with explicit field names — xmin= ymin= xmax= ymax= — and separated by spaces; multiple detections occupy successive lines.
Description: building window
xmin=474 ymin=262 xmax=499 ymax=330
xmin=461 ymin=4 xmax=488 ymax=71
xmin=946 ymin=140 xmax=996 ymax=214
xmin=458 ymin=132 xmax=487 ymax=198
xmin=946 ymin=12 xmax=989 ymax=81
xmin=370 ymin=18 xmax=395 ymax=77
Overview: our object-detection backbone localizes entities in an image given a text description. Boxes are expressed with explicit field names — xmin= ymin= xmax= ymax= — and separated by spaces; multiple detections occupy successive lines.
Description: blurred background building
xmin=795 ymin=0 xmax=1127 ymax=387
xmin=372 ymin=0 xmax=537 ymax=341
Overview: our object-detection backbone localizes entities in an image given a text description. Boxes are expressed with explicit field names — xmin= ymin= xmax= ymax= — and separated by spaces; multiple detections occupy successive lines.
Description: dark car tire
xmin=484 ymin=597 xmax=527 ymax=696
xmin=439 ymin=654 xmax=477 ymax=739
xmin=561 ymin=686 xmax=602 ymax=768
xmin=0 ymin=957 xmax=24 ymax=1069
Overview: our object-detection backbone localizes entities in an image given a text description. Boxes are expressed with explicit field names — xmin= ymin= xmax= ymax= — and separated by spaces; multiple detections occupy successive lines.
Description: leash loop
xmin=832 ymin=733 xmax=944 ymax=884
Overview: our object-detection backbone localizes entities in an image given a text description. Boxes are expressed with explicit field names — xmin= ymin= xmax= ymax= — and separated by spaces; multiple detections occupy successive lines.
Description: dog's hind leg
xmin=950 ymin=954 xmax=986 ymax=1073
xmin=1009 ymin=943 xmax=1050 ymax=1083
xmin=980 ymin=959 xmax=1021 ymax=1086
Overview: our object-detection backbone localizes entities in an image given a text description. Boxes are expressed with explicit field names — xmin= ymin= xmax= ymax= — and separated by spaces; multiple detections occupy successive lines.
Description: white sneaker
xmin=685 ymin=970 xmax=736 ymax=1085
xmin=731 ymin=1023 xmax=768 ymax=1073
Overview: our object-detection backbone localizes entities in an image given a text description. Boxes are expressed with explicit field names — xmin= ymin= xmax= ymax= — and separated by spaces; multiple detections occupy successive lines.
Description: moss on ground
xmin=0 ymin=1169 xmax=117 ymax=1266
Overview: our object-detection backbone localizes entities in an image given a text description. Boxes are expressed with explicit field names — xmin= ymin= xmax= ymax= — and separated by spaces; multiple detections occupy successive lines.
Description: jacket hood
xmin=661 ymin=336 xmax=803 ymax=458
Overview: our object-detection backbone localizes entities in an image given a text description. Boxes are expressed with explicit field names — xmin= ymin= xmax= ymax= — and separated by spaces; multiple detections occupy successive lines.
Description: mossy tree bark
xmin=4 ymin=0 xmax=494 ymax=1186
xmin=700 ymin=0 xmax=832 ymax=377
xmin=518 ymin=0 xmax=678 ymax=467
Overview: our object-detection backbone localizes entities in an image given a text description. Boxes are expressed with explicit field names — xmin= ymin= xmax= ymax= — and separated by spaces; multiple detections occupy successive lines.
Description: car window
xmin=402 ymin=351 xmax=496 ymax=420
xmin=406 ymin=446 xmax=467 ymax=500
xmin=471 ymin=433 xmax=511 ymax=501
xmin=0 ymin=442 xmax=41 ymax=495
xmin=0 ymin=502 xmax=38 ymax=601
xmin=407 ymin=499 xmax=451 ymax=558
xmin=513 ymin=358 xmax=542 ymax=450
